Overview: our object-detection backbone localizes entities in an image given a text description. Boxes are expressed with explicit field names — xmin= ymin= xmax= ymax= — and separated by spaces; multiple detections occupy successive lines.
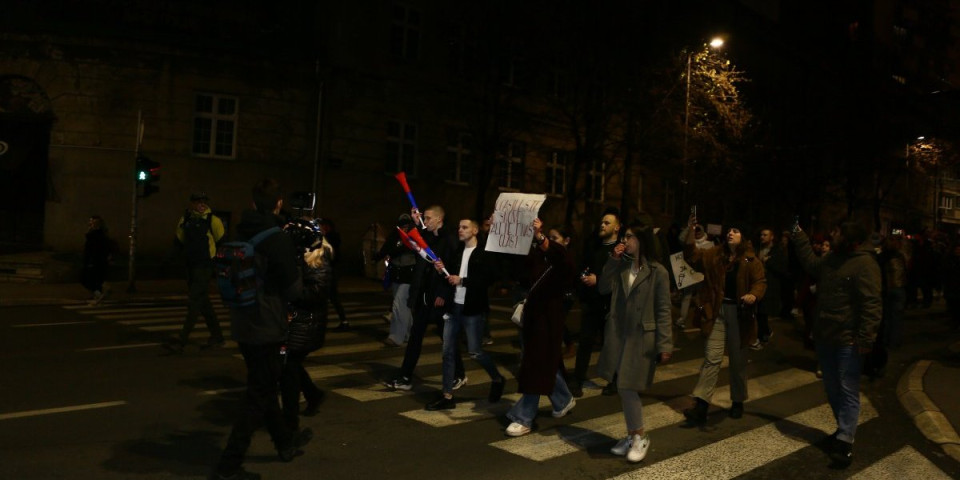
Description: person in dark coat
xmin=505 ymin=218 xmax=576 ymax=437
xmin=81 ymin=215 xmax=113 ymax=305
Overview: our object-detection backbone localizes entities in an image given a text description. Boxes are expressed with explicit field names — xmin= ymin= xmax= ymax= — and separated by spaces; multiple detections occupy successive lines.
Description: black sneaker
xmin=384 ymin=375 xmax=413 ymax=391
xmin=568 ymin=380 xmax=584 ymax=398
xmin=488 ymin=377 xmax=506 ymax=403
xmin=683 ymin=398 xmax=709 ymax=424
xmin=302 ymin=391 xmax=325 ymax=416
xmin=829 ymin=439 xmax=853 ymax=467
xmin=729 ymin=401 xmax=744 ymax=419
xmin=602 ymin=382 xmax=618 ymax=396
xmin=425 ymin=396 xmax=456 ymax=411
xmin=210 ymin=467 xmax=261 ymax=480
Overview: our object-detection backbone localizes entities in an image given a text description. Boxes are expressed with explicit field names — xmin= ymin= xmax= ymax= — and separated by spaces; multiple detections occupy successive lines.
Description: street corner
xmin=898 ymin=359 xmax=960 ymax=464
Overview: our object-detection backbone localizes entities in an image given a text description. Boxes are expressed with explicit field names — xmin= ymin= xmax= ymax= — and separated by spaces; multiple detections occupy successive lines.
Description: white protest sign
xmin=486 ymin=192 xmax=547 ymax=255
xmin=670 ymin=251 xmax=704 ymax=289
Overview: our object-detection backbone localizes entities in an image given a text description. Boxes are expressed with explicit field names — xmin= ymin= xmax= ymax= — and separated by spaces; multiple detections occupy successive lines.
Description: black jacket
xmin=445 ymin=241 xmax=493 ymax=316
xmin=229 ymin=209 xmax=303 ymax=344
xmin=407 ymin=225 xmax=456 ymax=311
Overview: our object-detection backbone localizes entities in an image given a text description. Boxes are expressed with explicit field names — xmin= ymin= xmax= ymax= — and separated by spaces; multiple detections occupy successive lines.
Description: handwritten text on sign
xmin=670 ymin=251 xmax=704 ymax=289
xmin=486 ymin=193 xmax=546 ymax=255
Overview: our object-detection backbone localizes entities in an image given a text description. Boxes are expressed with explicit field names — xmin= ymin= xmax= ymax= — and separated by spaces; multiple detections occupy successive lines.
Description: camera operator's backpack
xmin=214 ymin=227 xmax=282 ymax=307
xmin=181 ymin=210 xmax=213 ymax=266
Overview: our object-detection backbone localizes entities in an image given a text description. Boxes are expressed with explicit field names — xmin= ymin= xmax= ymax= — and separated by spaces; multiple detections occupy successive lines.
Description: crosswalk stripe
xmin=847 ymin=446 xmax=953 ymax=480
xmin=490 ymin=367 xmax=819 ymax=461
xmin=96 ymin=309 xmax=230 ymax=320
xmin=608 ymin=395 xmax=878 ymax=479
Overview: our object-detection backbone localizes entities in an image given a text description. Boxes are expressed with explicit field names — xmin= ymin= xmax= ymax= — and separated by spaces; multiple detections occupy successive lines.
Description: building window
xmin=446 ymin=25 xmax=477 ymax=77
xmin=499 ymin=141 xmax=525 ymax=190
xmin=446 ymin=132 xmax=473 ymax=184
xmin=192 ymin=93 xmax=238 ymax=158
xmin=546 ymin=151 xmax=567 ymax=196
xmin=391 ymin=4 xmax=420 ymax=60
xmin=386 ymin=121 xmax=417 ymax=174
xmin=586 ymin=159 xmax=605 ymax=202
xmin=940 ymin=194 xmax=955 ymax=210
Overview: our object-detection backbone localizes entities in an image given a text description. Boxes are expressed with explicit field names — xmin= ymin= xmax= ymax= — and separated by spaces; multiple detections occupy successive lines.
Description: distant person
xmin=376 ymin=214 xmax=417 ymax=347
xmin=318 ymin=218 xmax=350 ymax=331
xmin=165 ymin=192 xmax=225 ymax=353
xmin=81 ymin=215 xmax=114 ymax=305
xmin=753 ymin=227 xmax=788 ymax=349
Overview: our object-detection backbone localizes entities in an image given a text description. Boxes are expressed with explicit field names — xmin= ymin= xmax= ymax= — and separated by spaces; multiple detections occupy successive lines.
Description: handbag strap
xmin=526 ymin=265 xmax=553 ymax=299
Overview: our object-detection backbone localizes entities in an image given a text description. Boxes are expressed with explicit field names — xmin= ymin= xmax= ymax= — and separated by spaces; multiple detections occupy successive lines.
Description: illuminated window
xmin=586 ymin=159 xmax=605 ymax=202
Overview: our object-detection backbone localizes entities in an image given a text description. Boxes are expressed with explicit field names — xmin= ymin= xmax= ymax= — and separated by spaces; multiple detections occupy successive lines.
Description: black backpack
xmin=181 ymin=210 xmax=213 ymax=265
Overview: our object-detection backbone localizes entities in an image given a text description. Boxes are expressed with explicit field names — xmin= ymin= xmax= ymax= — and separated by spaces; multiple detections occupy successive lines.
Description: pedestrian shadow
xmin=101 ymin=428 xmax=222 ymax=478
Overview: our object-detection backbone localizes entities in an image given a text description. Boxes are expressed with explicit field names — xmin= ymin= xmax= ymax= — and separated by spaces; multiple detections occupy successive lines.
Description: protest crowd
xmin=184 ymin=175 xmax=958 ymax=480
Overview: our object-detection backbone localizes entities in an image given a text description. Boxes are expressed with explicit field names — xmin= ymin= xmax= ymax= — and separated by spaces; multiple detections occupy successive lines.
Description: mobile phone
xmin=691 ymin=205 xmax=697 ymax=217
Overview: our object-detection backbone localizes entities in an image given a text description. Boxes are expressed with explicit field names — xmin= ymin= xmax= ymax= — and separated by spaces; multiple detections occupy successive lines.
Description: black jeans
xmin=399 ymin=303 xmax=464 ymax=380
xmin=573 ymin=302 xmax=608 ymax=383
xmin=181 ymin=265 xmax=222 ymax=344
xmin=216 ymin=342 xmax=293 ymax=476
xmin=280 ymin=351 xmax=323 ymax=431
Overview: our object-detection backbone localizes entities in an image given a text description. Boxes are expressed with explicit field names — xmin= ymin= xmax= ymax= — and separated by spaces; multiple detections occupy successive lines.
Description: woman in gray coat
xmin=598 ymin=220 xmax=673 ymax=463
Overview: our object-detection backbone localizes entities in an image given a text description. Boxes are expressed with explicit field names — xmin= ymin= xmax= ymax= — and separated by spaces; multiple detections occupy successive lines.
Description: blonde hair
xmin=303 ymin=238 xmax=334 ymax=268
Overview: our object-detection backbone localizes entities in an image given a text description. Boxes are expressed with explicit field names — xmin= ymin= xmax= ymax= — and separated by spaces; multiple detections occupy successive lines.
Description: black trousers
xmin=181 ymin=265 xmax=222 ymax=344
xmin=573 ymin=302 xmax=608 ymax=382
xmin=399 ymin=303 xmax=464 ymax=380
xmin=216 ymin=342 xmax=293 ymax=476
xmin=280 ymin=351 xmax=323 ymax=431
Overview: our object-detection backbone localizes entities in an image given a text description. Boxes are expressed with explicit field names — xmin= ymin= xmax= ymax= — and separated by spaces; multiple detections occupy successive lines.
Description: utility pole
xmin=127 ymin=111 xmax=144 ymax=293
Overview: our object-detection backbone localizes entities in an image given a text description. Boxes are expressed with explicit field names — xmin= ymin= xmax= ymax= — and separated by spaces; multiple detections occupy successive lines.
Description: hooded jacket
xmin=229 ymin=209 xmax=302 ymax=344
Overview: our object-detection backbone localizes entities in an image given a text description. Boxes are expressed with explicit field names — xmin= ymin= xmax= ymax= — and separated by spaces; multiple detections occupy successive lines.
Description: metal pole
xmin=127 ymin=111 xmax=143 ymax=293
xmin=682 ymin=53 xmax=691 ymax=208
xmin=312 ymin=60 xmax=324 ymax=212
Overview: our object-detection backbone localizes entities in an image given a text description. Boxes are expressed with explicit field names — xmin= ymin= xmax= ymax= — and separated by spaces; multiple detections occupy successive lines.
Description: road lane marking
xmin=608 ymin=395 xmax=878 ymax=479
xmin=491 ymin=367 xmax=818 ymax=461
xmin=12 ymin=321 xmax=98 ymax=327
xmin=79 ymin=343 xmax=164 ymax=352
xmin=0 ymin=401 xmax=127 ymax=421
xmin=848 ymin=446 xmax=953 ymax=480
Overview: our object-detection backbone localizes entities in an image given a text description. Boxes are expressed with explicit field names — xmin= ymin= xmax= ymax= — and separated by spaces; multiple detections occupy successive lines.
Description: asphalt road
xmin=1 ymin=291 xmax=959 ymax=480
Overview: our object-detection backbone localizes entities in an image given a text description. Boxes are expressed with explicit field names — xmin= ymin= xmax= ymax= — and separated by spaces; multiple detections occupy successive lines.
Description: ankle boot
xmin=683 ymin=397 xmax=709 ymax=424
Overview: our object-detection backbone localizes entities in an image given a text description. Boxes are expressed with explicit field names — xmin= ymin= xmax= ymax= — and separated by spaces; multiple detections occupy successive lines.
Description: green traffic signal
xmin=136 ymin=156 xmax=161 ymax=197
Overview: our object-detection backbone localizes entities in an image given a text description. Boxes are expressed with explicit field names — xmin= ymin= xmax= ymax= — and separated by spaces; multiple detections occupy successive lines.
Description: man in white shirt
xmin=426 ymin=219 xmax=507 ymax=410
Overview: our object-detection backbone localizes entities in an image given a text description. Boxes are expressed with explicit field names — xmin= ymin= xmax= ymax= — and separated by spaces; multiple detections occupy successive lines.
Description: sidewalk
xmin=0 ymin=275 xmax=386 ymax=307
xmin=898 ymin=333 xmax=960 ymax=463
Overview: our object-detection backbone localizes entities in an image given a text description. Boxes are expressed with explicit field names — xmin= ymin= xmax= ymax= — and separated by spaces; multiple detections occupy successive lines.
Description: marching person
xmin=791 ymin=220 xmax=881 ymax=467
xmin=682 ymin=211 xmax=766 ymax=424
xmin=505 ymin=218 xmax=577 ymax=437
xmin=166 ymin=192 xmax=225 ymax=353
xmin=598 ymin=220 xmax=673 ymax=462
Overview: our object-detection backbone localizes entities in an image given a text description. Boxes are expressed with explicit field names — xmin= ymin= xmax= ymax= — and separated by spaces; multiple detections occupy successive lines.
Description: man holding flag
xmin=384 ymin=205 xmax=466 ymax=391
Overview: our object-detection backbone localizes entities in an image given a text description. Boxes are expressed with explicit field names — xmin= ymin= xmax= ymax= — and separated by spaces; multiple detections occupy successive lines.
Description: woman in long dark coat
xmin=505 ymin=218 xmax=576 ymax=437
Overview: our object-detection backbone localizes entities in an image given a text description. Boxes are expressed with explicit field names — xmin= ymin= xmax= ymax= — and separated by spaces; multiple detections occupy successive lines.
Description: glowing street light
xmin=682 ymin=36 xmax=726 ymax=199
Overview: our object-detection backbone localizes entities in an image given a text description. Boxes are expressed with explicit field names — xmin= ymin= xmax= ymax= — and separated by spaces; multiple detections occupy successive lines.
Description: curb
xmin=897 ymin=358 xmax=960 ymax=463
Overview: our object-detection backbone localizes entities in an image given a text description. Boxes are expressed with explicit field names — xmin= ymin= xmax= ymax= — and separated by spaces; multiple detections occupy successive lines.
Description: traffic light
xmin=136 ymin=156 xmax=161 ymax=198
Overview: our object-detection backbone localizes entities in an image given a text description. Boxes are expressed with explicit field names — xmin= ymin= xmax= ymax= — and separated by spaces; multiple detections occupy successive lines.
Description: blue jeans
xmin=506 ymin=371 xmax=573 ymax=427
xmin=816 ymin=343 xmax=861 ymax=444
xmin=442 ymin=304 xmax=502 ymax=393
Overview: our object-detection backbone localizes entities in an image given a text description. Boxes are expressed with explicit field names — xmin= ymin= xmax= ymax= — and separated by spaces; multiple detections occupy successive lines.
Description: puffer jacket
xmin=791 ymin=231 xmax=882 ymax=349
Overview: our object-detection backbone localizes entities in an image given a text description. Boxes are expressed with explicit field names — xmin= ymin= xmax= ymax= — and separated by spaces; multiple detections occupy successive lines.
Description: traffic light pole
xmin=127 ymin=111 xmax=143 ymax=293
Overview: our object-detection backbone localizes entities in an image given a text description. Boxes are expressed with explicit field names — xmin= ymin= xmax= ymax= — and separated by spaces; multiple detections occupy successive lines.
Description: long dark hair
xmin=624 ymin=219 xmax=657 ymax=265
xmin=723 ymin=227 xmax=750 ymax=261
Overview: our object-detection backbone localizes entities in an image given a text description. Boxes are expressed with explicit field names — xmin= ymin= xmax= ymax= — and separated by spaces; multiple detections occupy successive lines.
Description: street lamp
xmin=682 ymin=36 xmax=725 ymax=203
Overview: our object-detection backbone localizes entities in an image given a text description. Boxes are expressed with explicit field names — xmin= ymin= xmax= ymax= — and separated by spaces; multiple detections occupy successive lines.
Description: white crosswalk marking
xmin=608 ymin=395 xmax=879 ymax=479
xmin=848 ymin=446 xmax=953 ymax=480
xmin=490 ymin=367 xmax=819 ymax=461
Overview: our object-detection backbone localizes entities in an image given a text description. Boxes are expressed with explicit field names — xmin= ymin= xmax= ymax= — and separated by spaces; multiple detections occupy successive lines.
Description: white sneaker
xmin=674 ymin=318 xmax=685 ymax=328
xmin=626 ymin=434 xmax=650 ymax=463
xmin=505 ymin=422 xmax=531 ymax=437
xmin=552 ymin=398 xmax=576 ymax=418
xmin=452 ymin=376 xmax=468 ymax=390
xmin=610 ymin=436 xmax=632 ymax=456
